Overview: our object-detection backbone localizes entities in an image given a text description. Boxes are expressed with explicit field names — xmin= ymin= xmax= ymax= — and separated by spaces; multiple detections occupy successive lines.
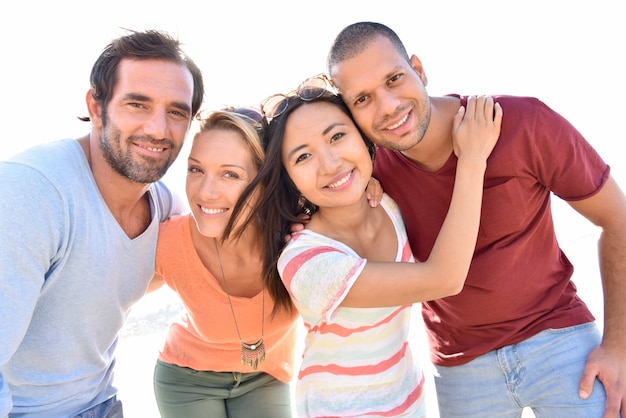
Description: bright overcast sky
xmin=1 ymin=0 xmax=624 ymax=189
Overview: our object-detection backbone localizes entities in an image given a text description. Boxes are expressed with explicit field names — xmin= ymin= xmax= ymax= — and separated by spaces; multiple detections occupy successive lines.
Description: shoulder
xmin=380 ymin=193 xmax=401 ymax=215
xmin=150 ymin=180 xmax=174 ymax=202
xmin=155 ymin=214 xmax=196 ymax=283
xmin=379 ymin=193 xmax=410 ymax=253
xmin=159 ymin=213 xmax=190 ymax=235
xmin=281 ymin=231 xmax=345 ymax=262
xmin=279 ymin=230 xmax=362 ymax=270
xmin=454 ymin=94 xmax=550 ymax=118
xmin=485 ymin=95 xmax=566 ymax=126
xmin=2 ymin=139 xmax=86 ymax=183
xmin=455 ymin=94 xmax=541 ymax=107
xmin=150 ymin=181 xmax=187 ymax=220
xmin=157 ymin=214 xmax=191 ymax=259
xmin=1 ymin=139 xmax=88 ymax=205
xmin=6 ymin=139 xmax=84 ymax=170
xmin=487 ymin=95 xmax=582 ymax=144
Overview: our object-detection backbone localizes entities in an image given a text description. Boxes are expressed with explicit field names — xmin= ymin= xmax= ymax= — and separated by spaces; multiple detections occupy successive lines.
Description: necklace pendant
xmin=241 ymin=338 xmax=266 ymax=370
xmin=213 ymin=239 xmax=267 ymax=372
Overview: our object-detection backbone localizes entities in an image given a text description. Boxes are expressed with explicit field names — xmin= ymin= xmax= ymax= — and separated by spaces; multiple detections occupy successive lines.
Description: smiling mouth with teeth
xmin=200 ymin=206 xmax=227 ymax=215
xmin=136 ymin=142 xmax=167 ymax=153
xmin=386 ymin=113 xmax=409 ymax=130
xmin=138 ymin=143 xmax=166 ymax=153
xmin=327 ymin=172 xmax=352 ymax=189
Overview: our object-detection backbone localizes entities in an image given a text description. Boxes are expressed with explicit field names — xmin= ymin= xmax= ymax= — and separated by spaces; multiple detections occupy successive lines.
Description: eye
xmin=187 ymin=165 xmax=202 ymax=174
xmin=388 ymin=73 xmax=402 ymax=85
xmin=330 ymin=132 xmax=345 ymax=143
xmin=224 ymin=170 xmax=241 ymax=180
xmin=295 ymin=153 xmax=311 ymax=164
xmin=170 ymin=108 xmax=189 ymax=119
xmin=354 ymin=95 xmax=368 ymax=107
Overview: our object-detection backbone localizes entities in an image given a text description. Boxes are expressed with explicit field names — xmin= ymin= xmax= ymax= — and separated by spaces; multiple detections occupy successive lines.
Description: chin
xmin=191 ymin=218 xmax=217 ymax=238
xmin=198 ymin=227 xmax=220 ymax=238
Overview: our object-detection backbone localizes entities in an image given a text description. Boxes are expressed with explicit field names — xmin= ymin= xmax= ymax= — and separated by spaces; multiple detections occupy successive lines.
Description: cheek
xmin=284 ymin=165 xmax=307 ymax=192
xmin=172 ymin=123 xmax=189 ymax=146
xmin=171 ymin=120 xmax=192 ymax=142
xmin=233 ymin=183 xmax=249 ymax=201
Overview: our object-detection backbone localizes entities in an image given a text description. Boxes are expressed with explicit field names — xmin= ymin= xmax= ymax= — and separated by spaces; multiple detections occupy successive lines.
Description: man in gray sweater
xmin=0 ymin=29 xmax=204 ymax=417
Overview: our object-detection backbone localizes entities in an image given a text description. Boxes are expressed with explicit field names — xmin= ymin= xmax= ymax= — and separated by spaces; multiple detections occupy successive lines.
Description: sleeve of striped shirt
xmin=277 ymin=233 xmax=367 ymax=323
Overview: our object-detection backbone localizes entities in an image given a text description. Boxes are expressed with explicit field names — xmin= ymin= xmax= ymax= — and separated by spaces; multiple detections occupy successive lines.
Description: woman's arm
xmin=343 ymin=96 xmax=503 ymax=307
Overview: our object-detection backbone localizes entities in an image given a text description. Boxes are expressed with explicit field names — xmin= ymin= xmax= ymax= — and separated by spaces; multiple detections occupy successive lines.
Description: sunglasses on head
xmin=260 ymin=73 xmax=336 ymax=120
xmin=195 ymin=106 xmax=264 ymax=124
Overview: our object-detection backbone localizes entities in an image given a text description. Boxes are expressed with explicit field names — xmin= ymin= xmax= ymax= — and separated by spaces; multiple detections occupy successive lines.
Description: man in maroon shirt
xmin=327 ymin=21 xmax=626 ymax=417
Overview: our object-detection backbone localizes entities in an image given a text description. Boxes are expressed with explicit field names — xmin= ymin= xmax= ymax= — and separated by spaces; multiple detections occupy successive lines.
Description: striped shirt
xmin=278 ymin=194 xmax=426 ymax=417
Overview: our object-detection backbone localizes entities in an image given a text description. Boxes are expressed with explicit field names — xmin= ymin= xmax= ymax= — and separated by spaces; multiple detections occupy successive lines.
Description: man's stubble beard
xmin=99 ymin=119 xmax=179 ymax=184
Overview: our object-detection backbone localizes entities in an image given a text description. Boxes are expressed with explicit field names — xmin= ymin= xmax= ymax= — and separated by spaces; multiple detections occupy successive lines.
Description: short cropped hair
xmin=327 ymin=21 xmax=409 ymax=74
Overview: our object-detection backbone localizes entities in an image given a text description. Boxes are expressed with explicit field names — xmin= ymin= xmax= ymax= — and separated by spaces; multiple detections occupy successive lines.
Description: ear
xmin=410 ymin=55 xmax=428 ymax=87
xmin=85 ymin=89 xmax=104 ymax=129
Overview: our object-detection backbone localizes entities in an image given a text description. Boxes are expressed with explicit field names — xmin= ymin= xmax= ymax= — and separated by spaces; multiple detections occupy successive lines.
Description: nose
xmin=189 ymin=174 xmax=221 ymax=201
xmin=142 ymin=109 xmax=169 ymax=140
xmin=318 ymin=148 xmax=341 ymax=174
xmin=200 ymin=175 xmax=221 ymax=198
xmin=377 ymin=88 xmax=402 ymax=118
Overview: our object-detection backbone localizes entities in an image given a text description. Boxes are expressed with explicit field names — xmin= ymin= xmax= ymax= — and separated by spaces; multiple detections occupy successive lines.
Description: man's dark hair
xmin=79 ymin=29 xmax=204 ymax=121
xmin=327 ymin=21 xmax=409 ymax=74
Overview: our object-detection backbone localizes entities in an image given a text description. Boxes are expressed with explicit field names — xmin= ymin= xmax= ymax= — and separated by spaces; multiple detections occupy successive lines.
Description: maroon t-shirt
xmin=373 ymin=95 xmax=609 ymax=366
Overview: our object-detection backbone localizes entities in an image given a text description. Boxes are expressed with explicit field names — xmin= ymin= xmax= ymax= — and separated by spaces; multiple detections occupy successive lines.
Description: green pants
xmin=153 ymin=360 xmax=294 ymax=418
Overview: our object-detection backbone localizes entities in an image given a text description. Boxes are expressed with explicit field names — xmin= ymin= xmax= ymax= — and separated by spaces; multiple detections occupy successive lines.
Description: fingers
xmin=365 ymin=177 xmax=382 ymax=207
xmin=462 ymin=95 xmax=503 ymax=132
xmin=464 ymin=95 xmax=499 ymax=123
xmin=451 ymin=95 xmax=503 ymax=162
xmin=578 ymin=363 xmax=596 ymax=400
xmin=464 ymin=94 xmax=478 ymax=119
xmin=452 ymin=103 xmax=466 ymax=133
xmin=494 ymin=102 xmax=503 ymax=128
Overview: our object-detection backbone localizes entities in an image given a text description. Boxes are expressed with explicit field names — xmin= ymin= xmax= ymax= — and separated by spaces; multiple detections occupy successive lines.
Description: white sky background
xmin=1 ymin=0 xmax=624 ymax=307
xmin=2 ymin=0 xmax=624 ymax=170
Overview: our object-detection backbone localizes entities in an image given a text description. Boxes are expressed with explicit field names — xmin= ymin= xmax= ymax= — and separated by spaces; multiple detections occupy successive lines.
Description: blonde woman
xmin=150 ymin=109 xmax=300 ymax=418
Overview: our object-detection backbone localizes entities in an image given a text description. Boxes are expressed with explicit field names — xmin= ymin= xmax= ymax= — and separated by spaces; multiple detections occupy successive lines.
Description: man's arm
xmin=570 ymin=176 xmax=626 ymax=418
xmin=0 ymin=163 xmax=62 ymax=416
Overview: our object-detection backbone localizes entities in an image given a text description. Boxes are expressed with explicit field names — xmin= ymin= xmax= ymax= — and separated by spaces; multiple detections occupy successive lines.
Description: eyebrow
xmin=287 ymin=144 xmax=308 ymax=161
xmin=346 ymin=65 xmax=404 ymax=102
xmin=322 ymin=122 xmax=346 ymax=136
xmin=286 ymin=121 xmax=347 ymax=160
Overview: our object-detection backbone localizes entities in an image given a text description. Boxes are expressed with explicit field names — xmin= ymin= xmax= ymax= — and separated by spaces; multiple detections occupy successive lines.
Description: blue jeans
xmin=73 ymin=396 xmax=123 ymax=418
xmin=434 ymin=323 xmax=610 ymax=418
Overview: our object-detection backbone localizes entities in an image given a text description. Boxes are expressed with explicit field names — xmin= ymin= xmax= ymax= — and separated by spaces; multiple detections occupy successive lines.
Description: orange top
xmin=155 ymin=214 xmax=300 ymax=382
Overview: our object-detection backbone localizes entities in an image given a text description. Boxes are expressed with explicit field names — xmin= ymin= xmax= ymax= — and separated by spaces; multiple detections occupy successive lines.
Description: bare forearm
xmin=598 ymin=227 xmax=626 ymax=351
xmin=570 ymin=177 xmax=626 ymax=352
xmin=343 ymin=96 xmax=501 ymax=307
xmin=426 ymin=158 xmax=486 ymax=290
xmin=348 ymin=159 xmax=488 ymax=306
